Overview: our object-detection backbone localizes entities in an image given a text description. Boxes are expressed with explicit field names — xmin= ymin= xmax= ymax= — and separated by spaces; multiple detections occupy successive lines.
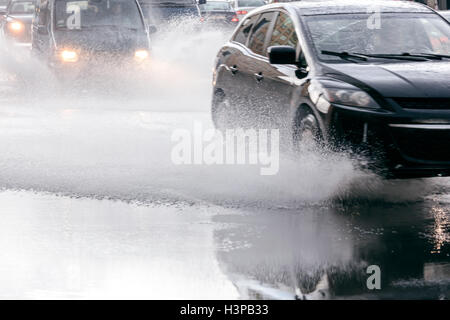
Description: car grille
xmin=390 ymin=127 xmax=450 ymax=162
xmin=394 ymin=98 xmax=450 ymax=110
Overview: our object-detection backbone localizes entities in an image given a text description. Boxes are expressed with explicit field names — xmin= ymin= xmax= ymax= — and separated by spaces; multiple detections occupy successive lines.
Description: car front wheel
xmin=292 ymin=106 xmax=323 ymax=152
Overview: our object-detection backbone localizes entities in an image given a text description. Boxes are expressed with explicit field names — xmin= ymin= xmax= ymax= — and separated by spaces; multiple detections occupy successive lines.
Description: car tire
xmin=292 ymin=106 xmax=323 ymax=152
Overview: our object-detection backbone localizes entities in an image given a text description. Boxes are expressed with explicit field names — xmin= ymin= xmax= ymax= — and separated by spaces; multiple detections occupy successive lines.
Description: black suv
xmin=31 ymin=0 xmax=152 ymax=75
xmin=212 ymin=0 xmax=450 ymax=178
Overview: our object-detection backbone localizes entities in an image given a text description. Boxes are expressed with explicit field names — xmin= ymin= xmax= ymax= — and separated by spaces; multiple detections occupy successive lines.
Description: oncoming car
xmin=212 ymin=0 xmax=450 ymax=179
xmin=1 ymin=0 xmax=36 ymax=46
xmin=31 ymin=0 xmax=152 ymax=76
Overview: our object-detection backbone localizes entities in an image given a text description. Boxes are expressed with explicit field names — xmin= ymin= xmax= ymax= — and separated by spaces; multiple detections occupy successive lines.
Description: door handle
xmin=229 ymin=65 xmax=238 ymax=75
xmin=254 ymin=72 xmax=264 ymax=82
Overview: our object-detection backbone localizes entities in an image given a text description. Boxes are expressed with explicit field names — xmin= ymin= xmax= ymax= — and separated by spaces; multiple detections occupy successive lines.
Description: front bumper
xmin=329 ymin=103 xmax=450 ymax=178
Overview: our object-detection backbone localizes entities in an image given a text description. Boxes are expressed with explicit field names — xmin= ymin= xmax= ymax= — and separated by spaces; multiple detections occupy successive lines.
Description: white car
xmin=230 ymin=0 xmax=265 ymax=21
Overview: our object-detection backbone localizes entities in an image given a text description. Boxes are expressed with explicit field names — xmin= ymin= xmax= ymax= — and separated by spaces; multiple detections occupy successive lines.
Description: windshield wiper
xmin=321 ymin=50 xmax=444 ymax=62
xmin=321 ymin=50 xmax=368 ymax=62
xmin=400 ymin=52 xmax=450 ymax=60
xmin=353 ymin=53 xmax=431 ymax=61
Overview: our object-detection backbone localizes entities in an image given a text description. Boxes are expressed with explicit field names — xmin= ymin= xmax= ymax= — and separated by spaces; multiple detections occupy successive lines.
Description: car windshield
xmin=55 ymin=0 xmax=144 ymax=30
xmin=305 ymin=13 xmax=450 ymax=61
xmin=237 ymin=0 xmax=264 ymax=7
xmin=10 ymin=1 xmax=35 ymax=14
xmin=200 ymin=2 xmax=230 ymax=11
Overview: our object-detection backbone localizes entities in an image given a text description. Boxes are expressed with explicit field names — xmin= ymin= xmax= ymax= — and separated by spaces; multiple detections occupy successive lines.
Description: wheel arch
xmin=293 ymin=102 xmax=328 ymax=143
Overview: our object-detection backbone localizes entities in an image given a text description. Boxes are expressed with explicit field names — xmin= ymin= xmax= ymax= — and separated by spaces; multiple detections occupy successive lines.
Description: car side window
xmin=248 ymin=12 xmax=276 ymax=56
xmin=233 ymin=15 xmax=259 ymax=45
xmin=269 ymin=12 xmax=298 ymax=49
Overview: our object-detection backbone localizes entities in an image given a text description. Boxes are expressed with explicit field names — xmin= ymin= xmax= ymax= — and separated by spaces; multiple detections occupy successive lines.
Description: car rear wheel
xmin=293 ymin=107 xmax=323 ymax=152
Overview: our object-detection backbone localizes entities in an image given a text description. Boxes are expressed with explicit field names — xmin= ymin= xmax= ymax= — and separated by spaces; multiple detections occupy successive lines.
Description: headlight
xmin=308 ymin=79 xmax=379 ymax=110
xmin=60 ymin=50 xmax=79 ymax=63
xmin=8 ymin=21 xmax=23 ymax=33
xmin=135 ymin=49 xmax=149 ymax=61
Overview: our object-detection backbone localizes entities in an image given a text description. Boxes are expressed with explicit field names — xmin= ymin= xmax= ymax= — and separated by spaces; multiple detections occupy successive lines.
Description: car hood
xmin=55 ymin=28 xmax=147 ymax=53
xmin=323 ymin=61 xmax=450 ymax=98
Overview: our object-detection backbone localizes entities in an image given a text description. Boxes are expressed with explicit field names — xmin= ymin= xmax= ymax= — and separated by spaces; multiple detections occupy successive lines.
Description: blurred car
xmin=138 ymin=0 xmax=202 ymax=25
xmin=230 ymin=0 xmax=265 ymax=20
xmin=212 ymin=0 xmax=450 ymax=179
xmin=199 ymin=0 xmax=239 ymax=26
xmin=440 ymin=10 xmax=450 ymax=22
xmin=31 ymin=0 xmax=152 ymax=76
xmin=1 ymin=0 xmax=35 ymax=46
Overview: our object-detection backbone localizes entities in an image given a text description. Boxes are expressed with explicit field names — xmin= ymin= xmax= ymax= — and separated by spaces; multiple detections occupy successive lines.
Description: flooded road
xmin=0 ymin=24 xmax=449 ymax=299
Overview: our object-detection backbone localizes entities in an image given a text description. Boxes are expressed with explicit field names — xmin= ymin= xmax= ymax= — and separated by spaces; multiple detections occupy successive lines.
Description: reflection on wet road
xmin=214 ymin=194 xmax=450 ymax=299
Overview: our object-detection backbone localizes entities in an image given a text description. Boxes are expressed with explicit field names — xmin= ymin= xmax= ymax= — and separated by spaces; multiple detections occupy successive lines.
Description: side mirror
xmin=198 ymin=0 xmax=206 ymax=4
xmin=267 ymin=45 xmax=297 ymax=65
xmin=295 ymin=52 xmax=309 ymax=79
xmin=148 ymin=24 xmax=157 ymax=34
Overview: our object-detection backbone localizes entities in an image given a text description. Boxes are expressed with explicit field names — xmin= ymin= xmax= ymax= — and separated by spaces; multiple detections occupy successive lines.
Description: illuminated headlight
xmin=8 ymin=21 xmax=23 ymax=32
xmin=135 ymin=49 xmax=149 ymax=61
xmin=309 ymin=80 xmax=379 ymax=110
xmin=60 ymin=50 xmax=79 ymax=63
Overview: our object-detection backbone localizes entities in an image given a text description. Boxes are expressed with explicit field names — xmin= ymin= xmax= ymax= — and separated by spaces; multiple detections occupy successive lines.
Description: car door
xmin=216 ymin=13 xmax=259 ymax=127
xmin=240 ymin=11 xmax=277 ymax=128
xmin=253 ymin=10 xmax=303 ymax=129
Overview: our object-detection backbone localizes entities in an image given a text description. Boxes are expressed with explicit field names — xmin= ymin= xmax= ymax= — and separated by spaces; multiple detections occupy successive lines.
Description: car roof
xmin=251 ymin=0 xmax=433 ymax=16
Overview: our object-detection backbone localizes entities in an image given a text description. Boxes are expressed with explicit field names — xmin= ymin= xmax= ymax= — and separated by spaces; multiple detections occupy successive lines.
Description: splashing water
xmin=0 ymin=19 xmax=448 ymax=208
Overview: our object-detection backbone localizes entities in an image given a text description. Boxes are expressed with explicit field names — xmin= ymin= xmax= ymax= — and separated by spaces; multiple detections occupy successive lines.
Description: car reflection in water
xmin=214 ymin=192 xmax=450 ymax=299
